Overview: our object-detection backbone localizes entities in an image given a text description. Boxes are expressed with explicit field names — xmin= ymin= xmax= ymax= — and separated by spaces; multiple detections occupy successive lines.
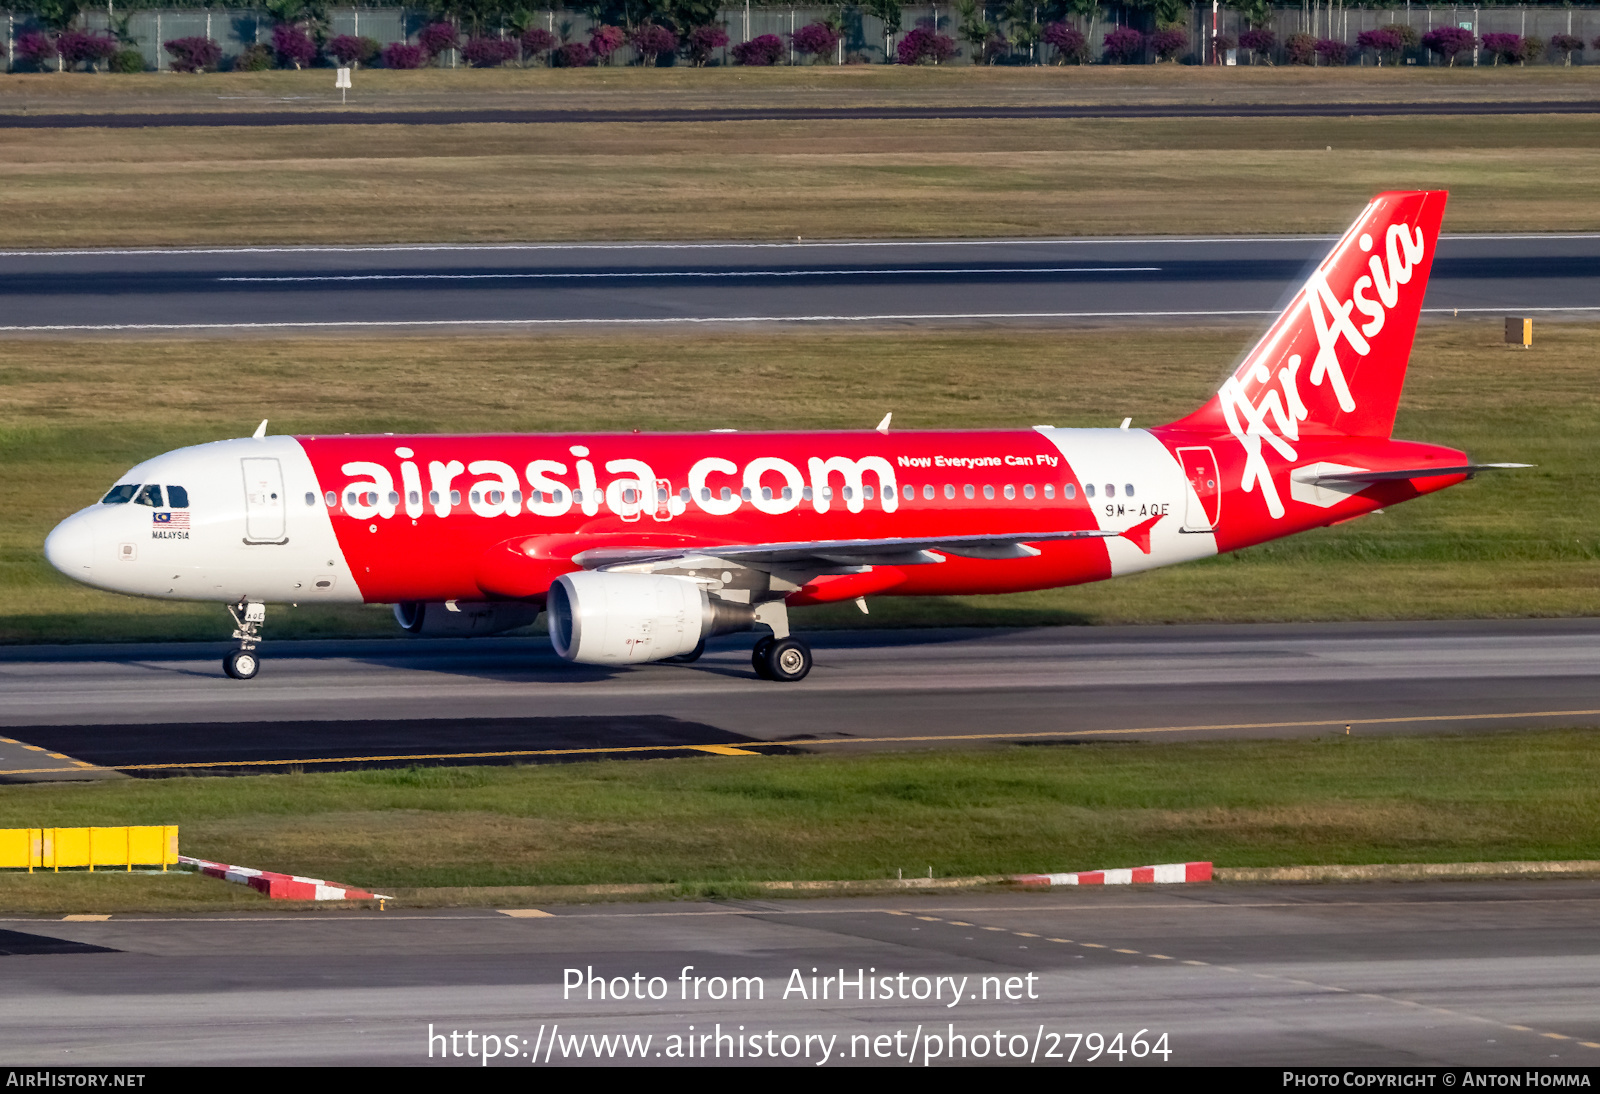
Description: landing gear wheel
xmin=751 ymin=636 xmax=776 ymax=679
xmin=223 ymin=649 xmax=260 ymax=680
xmin=757 ymin=637 xmax=812 ymax=683
xmin=662 ymin=640 xmax=705 ymax=664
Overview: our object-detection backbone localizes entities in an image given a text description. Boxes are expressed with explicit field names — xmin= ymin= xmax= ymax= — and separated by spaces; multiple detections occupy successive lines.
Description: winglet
xmin=876 ymin=412 xmax=892 ymax=435
xmin=252 ymin=419 xmax=268 ymax=439
xmin=1119 ymin=514 xmax=1163 ymax=555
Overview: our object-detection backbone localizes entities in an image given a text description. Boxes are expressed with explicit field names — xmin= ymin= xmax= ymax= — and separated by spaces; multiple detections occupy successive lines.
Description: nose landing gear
xmin=223 ymin=599 xmax=265 ymax=680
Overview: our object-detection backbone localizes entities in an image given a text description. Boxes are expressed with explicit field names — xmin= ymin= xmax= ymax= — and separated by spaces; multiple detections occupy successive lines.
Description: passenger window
xmin=325 ymin=491 xmax=337 ymax=507
xmin=305 ymin=492 xmax=315 ymax=506
xmin=1125 ymin=484 xmax=1135 ymax=497
xmin=1004 ymin=485 xmax=1015 ymax=500
xmin=924 ymin=484 xmax=935 ymax=500
xmin=450 ymin=490 xmax=462 ymax=506
xmin=134 ymin=484 xmax=163 ymax=508
xmin=1105 ymin=484 xmax=1115 ymax=498
xmin=983 ymin=484 xmax=995 ymax=500
xmin=345 ymin=491 xmax=357 ymax=508
xmin=944 ymin=484 xmax=955 ymax=499
xmin=701 ymin=487 xmax=711 ymax=502
xmin=842 ymin=486 xmax=854 ymax=500
xmin=863 ymin=485 xmax=874 ymax=500
xmin=1064 ymin=483 xmax=1076 ymax=499
xmin=471 ymin=490 xmax=482 ymax=505
xmin=658 ymin=487 xmax=669 ymax=503
xmin=963 ymin=485 xmax=975 ymax=499
xmin=101 ymin=484 xmax=138 ymax=505
xmin=388 ymin=491 xmax=401 ymax=505
xmin=720 ymin=487 xmax=732 ymax=502
xmin=166 ymin=485 xmax=189 ymax=508
xmin=782 ymin=486 xmax=793 ymax=501
xmin=408 ymin=491 xmax=420 ymax=506
xmin=741 ymin=487 xmax=753 ymax=501
xmin=903 ymin=484 xmax=914 ymax=501
xmin=1086 ymin=484 xmax=1096 ymax=498
xmin=511 ymin=490 xmax=522 ymax=505
xmin=802 ymin=486 xmax=813 ymax=501
xmin=760 ymin=487 xmax=772 ymax=501
xmin=428 ymin=490 xmax=440 ymax=505
xmin=1045 ymin=484 xmax=1055 ymax=499
xmin=680 ymin=488 xmax=691 ymax=502
xmin=1024 ymin=484 xmax=1035 ymax=499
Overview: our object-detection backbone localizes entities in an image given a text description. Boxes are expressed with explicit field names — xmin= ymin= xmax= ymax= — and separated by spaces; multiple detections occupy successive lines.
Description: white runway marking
xmin=2 ymin=305 xmax=1597 ymax=333
xmin=216 ymin=266 xmax=1160 ymax=283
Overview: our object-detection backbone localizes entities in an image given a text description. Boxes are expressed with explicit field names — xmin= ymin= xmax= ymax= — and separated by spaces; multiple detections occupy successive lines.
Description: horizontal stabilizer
xmin=1302 ymin=463 xmax=1531 ymax=485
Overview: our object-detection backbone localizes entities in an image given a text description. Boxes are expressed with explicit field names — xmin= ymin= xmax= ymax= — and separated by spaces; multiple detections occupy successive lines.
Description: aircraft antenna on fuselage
xmin=252 ymin=419 xmax=268 ymax=439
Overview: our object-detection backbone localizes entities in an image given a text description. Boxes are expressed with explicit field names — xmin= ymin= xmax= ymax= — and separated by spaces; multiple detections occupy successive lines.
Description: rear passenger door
xmin=1176 ymin=446 xmax=1220 ymax=532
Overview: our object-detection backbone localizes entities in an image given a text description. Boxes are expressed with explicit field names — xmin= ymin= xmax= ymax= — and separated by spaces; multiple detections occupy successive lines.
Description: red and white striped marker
xmin=1014 ymin=862 xmax=1212 ymax=887
xmin=180 ymin=855 xmax=390 ymax=902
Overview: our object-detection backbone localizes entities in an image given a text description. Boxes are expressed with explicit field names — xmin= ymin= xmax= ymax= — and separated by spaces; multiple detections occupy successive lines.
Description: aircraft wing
xmin=571 ymin=528 xmax=1125 ymax=572
xmin=1299 ymin=463 xmax=1531 ymax=485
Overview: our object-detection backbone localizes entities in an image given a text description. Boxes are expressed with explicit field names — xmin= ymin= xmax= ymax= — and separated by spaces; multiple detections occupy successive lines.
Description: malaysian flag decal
xmin=154 ymin=511 xmax=190 ymax=529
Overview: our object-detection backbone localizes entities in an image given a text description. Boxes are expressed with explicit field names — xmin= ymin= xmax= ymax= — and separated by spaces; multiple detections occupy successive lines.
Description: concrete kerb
xmin=1215 ymin=860 xmax=1600 ymax=883
xmin=383 ymin=862 xmax=1600 ymax=907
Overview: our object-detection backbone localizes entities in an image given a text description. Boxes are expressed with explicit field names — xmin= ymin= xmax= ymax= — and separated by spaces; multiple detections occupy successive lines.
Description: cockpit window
xmin=101 ymin=484 xmax=138 ymax=505
xmin=133 ymin=484 xmax=164 ymax=508
xmin=166 ymin=485 xmax=189 ymax=508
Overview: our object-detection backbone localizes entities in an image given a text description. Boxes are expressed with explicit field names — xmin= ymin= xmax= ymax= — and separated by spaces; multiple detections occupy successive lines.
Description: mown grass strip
xmin=2 ymin=114 xmax=1600 ymax=245
xmin=2 ymin=730 xmax=1598 ymax=897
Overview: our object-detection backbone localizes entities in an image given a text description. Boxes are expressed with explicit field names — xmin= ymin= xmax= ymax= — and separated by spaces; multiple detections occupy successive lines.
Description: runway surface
xmin=2 ymin=618 xmax=1597 ymax=780
xmin=1 ymin=234 xmax=1598 ymax=332
xmin=4 ymin=99 xmax=1599 ymax=128
xmin=2 ymin=881 xmax=1598 ymax=1066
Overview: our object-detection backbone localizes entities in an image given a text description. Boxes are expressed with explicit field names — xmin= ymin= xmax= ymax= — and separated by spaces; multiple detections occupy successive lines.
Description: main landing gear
xmin=748 ymin=599 xmax=811 ymax=682
xmin=223 ymin=599 xmax=265 ymax=680
xmin=752 ymin=635 xmax=812 ymax=682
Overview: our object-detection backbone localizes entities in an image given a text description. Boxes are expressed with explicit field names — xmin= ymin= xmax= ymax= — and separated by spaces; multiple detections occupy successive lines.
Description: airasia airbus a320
xmin=44 ymin=191 xmax=1520 ymax=682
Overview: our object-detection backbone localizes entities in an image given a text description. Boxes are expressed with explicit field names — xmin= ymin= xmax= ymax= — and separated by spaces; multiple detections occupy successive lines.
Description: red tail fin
xmin=1171 ymin=191 xmax=1447 ymax=440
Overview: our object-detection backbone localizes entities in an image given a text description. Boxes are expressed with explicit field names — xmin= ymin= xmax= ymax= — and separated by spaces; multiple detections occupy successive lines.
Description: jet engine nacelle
xmin=547 ymin=571 xmax=755 ymax=665
xmin=393 ymin=600 xmax=543 ymax=637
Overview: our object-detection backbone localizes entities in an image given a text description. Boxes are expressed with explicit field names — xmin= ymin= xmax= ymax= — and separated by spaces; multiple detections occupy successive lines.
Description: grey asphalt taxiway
xmin=1 ymin=618 xmax=1597 ymax=780
xmin=1 ymin=234 xmax=1597 ymax=332
xmin=2 ymin=881 xmax=1598 ymax=1066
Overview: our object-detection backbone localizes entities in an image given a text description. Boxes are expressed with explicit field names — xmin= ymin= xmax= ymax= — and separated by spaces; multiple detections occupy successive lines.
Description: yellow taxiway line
xmin=79 ymin=706 xmax=1600 ymax=773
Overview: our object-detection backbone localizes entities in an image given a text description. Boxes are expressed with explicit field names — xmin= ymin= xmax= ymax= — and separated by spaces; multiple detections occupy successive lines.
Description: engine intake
xmin=393 ymin=601 xmax=542 ymax=637
xmin=547 ymin=571 xmax=755 ymax=665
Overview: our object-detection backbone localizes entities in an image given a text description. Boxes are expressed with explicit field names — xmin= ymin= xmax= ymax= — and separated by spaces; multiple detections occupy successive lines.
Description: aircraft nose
xmin=44 ymin=512 xmax=95 ymax=583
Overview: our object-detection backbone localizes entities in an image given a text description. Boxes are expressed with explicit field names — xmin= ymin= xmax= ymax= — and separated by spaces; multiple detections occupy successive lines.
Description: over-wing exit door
xmin=241 ymin=458 xmax=288 ymax=544
xmin=1177 ymin=446 xmax=1220 ymax=532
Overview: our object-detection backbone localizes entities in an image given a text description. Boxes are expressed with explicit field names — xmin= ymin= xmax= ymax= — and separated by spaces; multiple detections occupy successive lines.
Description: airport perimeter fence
xmin=4 ymin=3 xmax=1600 ymax=72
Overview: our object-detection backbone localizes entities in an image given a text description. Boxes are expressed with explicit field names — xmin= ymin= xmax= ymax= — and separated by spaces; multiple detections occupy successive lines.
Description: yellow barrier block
xmin=0 ymin=829 xmax=33 ymax=870
xmin=1 ymin=826 xmax=178 ymax=872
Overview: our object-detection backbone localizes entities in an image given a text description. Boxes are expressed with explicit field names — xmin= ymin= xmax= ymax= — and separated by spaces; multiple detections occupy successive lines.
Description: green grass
xmin=2 ymin=321 xmax=1597 ymax=643
xmin=4 ymin=113 xmax=1600 ymax=245
xmin=2 ymin=730 xmax=1599 ymax=907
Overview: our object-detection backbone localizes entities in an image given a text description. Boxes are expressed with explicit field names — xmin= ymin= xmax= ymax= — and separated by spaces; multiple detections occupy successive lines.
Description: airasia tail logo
xmin=1218 ymin=216 xmax=1426 ymax=519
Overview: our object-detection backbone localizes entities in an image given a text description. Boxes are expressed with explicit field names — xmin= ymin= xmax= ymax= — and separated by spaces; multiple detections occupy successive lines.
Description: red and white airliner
xmin=44 ymin=191 xmax=1521 ymax=682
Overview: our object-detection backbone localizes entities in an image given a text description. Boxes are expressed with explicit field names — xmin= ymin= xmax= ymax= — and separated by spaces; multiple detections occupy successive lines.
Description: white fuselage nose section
xmin=44 ymin=436 xmax=361 ymax=605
